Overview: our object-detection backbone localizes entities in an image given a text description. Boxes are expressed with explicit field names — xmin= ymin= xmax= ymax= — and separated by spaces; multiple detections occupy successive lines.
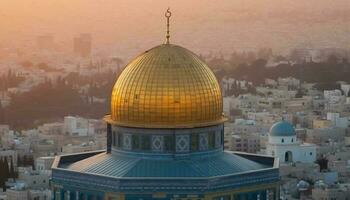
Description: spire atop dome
xmin=165 ymin=8 xmax=172 ymax=44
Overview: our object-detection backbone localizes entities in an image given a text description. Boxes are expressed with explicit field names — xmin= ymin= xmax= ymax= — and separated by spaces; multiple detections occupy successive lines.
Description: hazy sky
xmin=0 ymin=0 xmax=349 ymax=55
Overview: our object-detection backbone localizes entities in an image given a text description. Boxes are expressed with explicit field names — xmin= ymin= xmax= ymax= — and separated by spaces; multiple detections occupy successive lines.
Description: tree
xmin=0 ymin=102 xmax=4 ymax=123
xmin=247 ymin=84 xmax=256 ymax=94
xmin=3 ymin=157 xmax=9 ymax=180
xmin=28 ymin=155 xmax=34 ymax=170
xmin=327 ymin=54 xmax=338 ymax=64
xmin=23 ymin=155 xmax=28 ymax=166
xmin=9 ymin=158 xmax=15 ymax=181
xmin=17 ymin=156 xmax=22 ymax=167
xmin=0 ymin=158 xmax=5 ymax=191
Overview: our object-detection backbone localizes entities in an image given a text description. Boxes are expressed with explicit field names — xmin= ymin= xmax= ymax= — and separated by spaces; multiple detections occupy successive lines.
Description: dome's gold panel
xmin=107 ymin=44 xmax=225 ymax=128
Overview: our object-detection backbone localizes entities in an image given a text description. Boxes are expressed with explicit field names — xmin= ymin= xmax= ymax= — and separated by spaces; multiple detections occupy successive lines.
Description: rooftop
xmin=53 ymin=150 xmax=278 ymax=179
xmin=269 ymin=120 xmax=295 ymax=137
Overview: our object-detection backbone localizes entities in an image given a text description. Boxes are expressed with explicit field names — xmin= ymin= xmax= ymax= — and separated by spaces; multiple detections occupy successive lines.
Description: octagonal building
xmin=51 ymin=11 xmax=279 ymax=200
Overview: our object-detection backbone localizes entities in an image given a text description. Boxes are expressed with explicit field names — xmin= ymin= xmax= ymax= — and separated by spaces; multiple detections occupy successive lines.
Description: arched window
xmin=291 ymin=138 xmax=294 ymax=143
xmin=281 ymin=138 xmax=284 ymax=143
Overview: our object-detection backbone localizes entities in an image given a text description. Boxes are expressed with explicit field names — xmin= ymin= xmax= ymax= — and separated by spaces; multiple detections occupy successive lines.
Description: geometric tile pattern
xmin=176 ymin=135 xmax=190 ymax=153
xmin=151 ymin=135 xmax=164 ymax=152
xmin=123 ymin=133 xmax=132 ymax=150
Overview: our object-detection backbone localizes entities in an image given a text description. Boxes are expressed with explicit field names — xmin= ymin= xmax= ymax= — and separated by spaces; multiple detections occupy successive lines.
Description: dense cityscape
xmin=1 ymin=1 xmax=350 ymax=200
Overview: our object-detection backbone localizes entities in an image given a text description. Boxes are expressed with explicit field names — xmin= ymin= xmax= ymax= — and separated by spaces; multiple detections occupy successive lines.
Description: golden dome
xmin=105 ymin=44 xmax=225 ymax=128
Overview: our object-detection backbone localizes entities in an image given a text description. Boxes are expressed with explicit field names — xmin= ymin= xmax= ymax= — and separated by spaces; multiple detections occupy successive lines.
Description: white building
xmin=6 ymin=187 xmax=28 ymax=200
xmin=61 ymin=141 xmax=100 ymax=154
xmin=229 ymin=134 xmax=261 ymax=153
xmin=266 ymin=121 xmax=316 ymax=164
xmin=64 ymin=116 xmax=77 ymax=135
xmin=264 ymin=78 xmax=277 ymax=86
xmin=277 ymin=77 xmax=300 ymax=88
xmin=324 ymin=90 xmax=343 ymax=105
xmin=312 ymin=182 xmax=350 ymax=200
xmin=17 ymin=167 xmax=50 ymax=190
xmin=247 ymin=111 xmax=281 ymax=126
xmin=223 ymin=96 xmax=235 ymax=117
xmin=29 ymin=189 xmax=51 ymax=200
xmin=63 ymin=116 xmax=94 ymax=136
xmin=0 ymin=128 xmax=16 ymax=148
xmin=326 ymin=112 xmax=350 ymax=128
xmin=341 ymin=83 xmax=350 ymax=96
xmin=284 ymin=96 xmax=312 ymax=112
xmin=0 ymin=91 xmax=11 ymax=107
xmin=35 ymin=157 xmax=54 ymax=171
xmin=6 ymin=183 xmax=51 ymax=200
xmin=38 ymin=122 xmax=63 ymax=135
xmin=233 ymin=94 xmax=257 ymax=110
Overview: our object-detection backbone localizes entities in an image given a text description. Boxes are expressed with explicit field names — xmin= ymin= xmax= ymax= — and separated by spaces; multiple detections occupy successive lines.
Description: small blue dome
xmin=269 ymin=121 xmax=295 ymax=136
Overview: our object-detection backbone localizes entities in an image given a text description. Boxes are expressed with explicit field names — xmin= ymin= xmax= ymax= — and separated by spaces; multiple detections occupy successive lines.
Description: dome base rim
xmin=103 ymin=115 xmax=227 ymax=129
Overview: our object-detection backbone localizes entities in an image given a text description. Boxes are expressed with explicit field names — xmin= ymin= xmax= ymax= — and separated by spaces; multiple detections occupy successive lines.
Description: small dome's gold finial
xmin=165 ymin=8 xmax=172 ymax=44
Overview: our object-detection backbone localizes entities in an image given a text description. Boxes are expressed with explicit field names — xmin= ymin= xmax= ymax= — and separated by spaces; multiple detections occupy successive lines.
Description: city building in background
xmin=73 ymin=33 xmax=92 ymax=58
xmin=267 ymin=121 xmax=316 ymax=163
xmin=36 ymin=34 xmax=54 ymax=50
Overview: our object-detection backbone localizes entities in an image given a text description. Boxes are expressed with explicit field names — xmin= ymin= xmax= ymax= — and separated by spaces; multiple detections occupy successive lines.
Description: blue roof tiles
xmin=63 ymin=151 xmax=269 ymax=178
xmin=269 ymin=120 xmax=295 ymax=137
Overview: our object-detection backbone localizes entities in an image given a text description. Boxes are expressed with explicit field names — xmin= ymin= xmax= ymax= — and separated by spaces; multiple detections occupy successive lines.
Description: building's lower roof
xmin=56 ymin=151 xmax=273 ymax=178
